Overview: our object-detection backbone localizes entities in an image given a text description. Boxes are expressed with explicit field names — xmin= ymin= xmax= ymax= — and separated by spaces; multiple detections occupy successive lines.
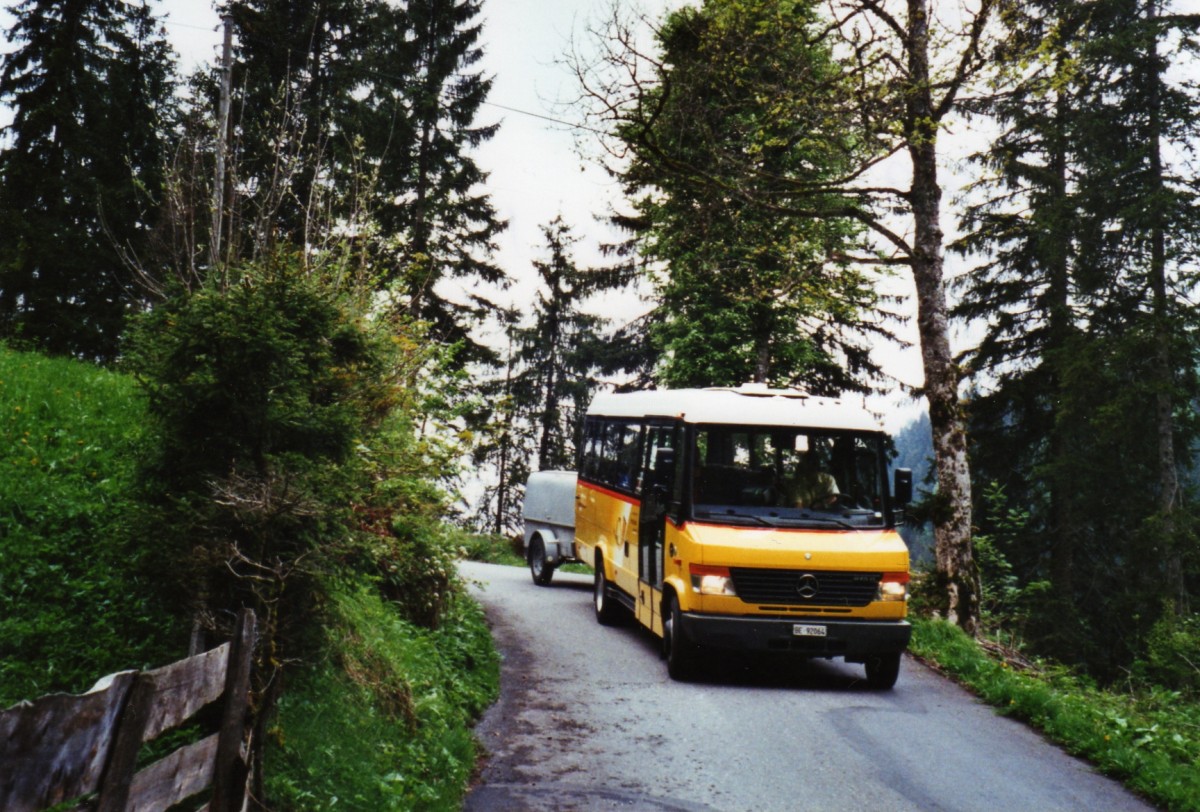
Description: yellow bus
xmin=573 ymin=385 xmax=913 ymax=687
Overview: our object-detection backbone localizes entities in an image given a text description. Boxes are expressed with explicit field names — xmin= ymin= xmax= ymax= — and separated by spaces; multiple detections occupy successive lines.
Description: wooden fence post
xmin=212 ymin=608 xmax=256 ymax=812
xmin=95 ymin=672 xmax=156 ymax=811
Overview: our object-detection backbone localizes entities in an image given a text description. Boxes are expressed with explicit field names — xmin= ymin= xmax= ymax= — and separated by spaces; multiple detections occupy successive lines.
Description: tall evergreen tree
xmin=955 ymin=0 xmax=1200 ymax=671
xmin=1078 ymin=0 xmax=1200 ymax=614
xmin=952 ymin=0 xmax=1094 ymax=656
xmin=471 ymin=314 xmax=535 ymax=536
xmin=615 ymin=0 xmax=889 ymax=394
xmin=224 ymin=0 xmax=506 ymax=360
xmin=0 ymin=0 xmax=176 ymax=359
xmin=391 ymin=0 xmax=506 ymax=359
xmin=222 ymin=0 xmax=401 ymax=260
xmin=513 ymin=217 xmax=615 ymax=471
xmin=474 ymin=217 xmax=624 ymax=534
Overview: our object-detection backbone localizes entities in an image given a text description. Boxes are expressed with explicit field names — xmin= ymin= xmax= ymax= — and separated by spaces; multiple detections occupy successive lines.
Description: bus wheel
xmin=865 ymin=652 xmax=901 ymax=690
xmin=664 ymin=595 xmax=699 ymax=681
xmin=594 ymin=556 xmax=620 ymax=626
xmin=529 ymin=537 xmax=554 ymax=586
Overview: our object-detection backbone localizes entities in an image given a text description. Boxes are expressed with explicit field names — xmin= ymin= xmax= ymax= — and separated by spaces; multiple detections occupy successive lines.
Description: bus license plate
xmin=793 ymin=624 xmax=827 ymax=638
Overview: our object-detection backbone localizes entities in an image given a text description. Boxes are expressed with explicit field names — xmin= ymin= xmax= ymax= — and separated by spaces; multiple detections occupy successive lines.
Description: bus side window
xmin=581 ymin=419 xmax=602 ymax=479
xmin=616 ymin=423 xmax=642 ymax=492
xmin=596 ymin=421 xmax=618 ymax=486
xmin=670 ymin=426 xmax=686 ymax=517
xmin=643 ymin=424 xmax=676 ymax=491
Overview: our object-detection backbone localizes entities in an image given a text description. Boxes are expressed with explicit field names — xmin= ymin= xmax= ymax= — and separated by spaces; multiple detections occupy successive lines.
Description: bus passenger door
xmin=638 ymin=422 xmax=677 ymax=633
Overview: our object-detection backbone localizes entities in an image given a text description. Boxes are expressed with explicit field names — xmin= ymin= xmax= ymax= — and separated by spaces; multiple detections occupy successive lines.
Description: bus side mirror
xmin=894 ymin=468 xmax=913 ymax=507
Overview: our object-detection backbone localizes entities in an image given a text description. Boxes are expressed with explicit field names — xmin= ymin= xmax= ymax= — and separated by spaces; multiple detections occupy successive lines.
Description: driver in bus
xmin=782 ymin=443 xmax=839 ymax=509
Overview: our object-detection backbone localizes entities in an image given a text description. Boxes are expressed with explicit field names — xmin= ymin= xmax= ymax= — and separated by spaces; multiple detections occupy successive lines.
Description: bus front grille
xmin=729 ymin=568 xmax=880 ymax=607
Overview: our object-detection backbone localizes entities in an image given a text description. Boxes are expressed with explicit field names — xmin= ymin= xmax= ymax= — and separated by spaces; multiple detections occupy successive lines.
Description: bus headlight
xmin=690 ymin=564 xmax=737 ymax=596
xmin=877 ymin=572 xmax=910 ymax=602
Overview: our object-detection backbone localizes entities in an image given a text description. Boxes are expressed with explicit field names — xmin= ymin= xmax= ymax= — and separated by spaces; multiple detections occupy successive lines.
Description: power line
xmin=161 ymin=18 xmax=220 ymax=34
xmin=109 ymin=0 xmax=219 ymax=33
xmin=481 ymin=100 xmax=608 ymax=137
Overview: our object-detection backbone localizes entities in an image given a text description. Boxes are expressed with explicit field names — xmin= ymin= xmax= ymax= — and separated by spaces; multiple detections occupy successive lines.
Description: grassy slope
xmin=0 ymin=345 xmax=501 ymax=810
xmin=264 ymin=582 xmax=498 ymax=810
xmin=0 ymin=346 xmax=180 ymax=705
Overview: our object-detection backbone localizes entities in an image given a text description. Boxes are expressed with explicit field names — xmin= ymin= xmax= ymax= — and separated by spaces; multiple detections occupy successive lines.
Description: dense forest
xmin=2 ymin=0 xmax=1199 ymax=805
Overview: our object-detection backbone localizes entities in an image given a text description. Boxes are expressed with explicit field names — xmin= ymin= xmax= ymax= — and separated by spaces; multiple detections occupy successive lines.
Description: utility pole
xmin=210 ymin=14 xmax=234 ymax=271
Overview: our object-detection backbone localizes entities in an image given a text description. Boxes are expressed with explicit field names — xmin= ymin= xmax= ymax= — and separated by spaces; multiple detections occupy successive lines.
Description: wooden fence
xmin=0 ymin=609 xmax=256 ymax=812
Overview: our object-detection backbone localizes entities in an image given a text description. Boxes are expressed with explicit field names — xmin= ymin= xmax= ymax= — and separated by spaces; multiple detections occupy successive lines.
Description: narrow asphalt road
xmin=460 ymin=561 xmax=1156 ymax=812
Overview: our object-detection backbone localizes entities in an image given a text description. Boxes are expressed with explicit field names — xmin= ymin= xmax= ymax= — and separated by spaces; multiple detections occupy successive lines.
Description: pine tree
xmin=223 ymin=0 xmax=506 ymax=359
xmin=220 ymin=0 xmax=390 ymax=260
xmin=513 ymin=216 xmax=618 ymax=471
xmin=474 ymin=217 xmax=625 ymax=534
xmin=472 ymin=319 xmax=535 ymax=536
xmin=617 ymin=0 xmax=888 ymax=394
xmin=955 ymin=0 xmax=1200 ymax=670
xmin=386 ymin=0 xmax=506 ymax=360
xmin=952 ymin=0 xmax=1093 ymax=654
xmin=1077 ymin=0 xmax=1200 ymax=614
xmin=0 ymin=0 xmax=176 ymax=359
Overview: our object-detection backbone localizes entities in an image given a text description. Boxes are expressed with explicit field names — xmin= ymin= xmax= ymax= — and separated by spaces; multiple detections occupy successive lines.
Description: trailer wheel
xmin=528 ymin=536 xmax=555 ymax=586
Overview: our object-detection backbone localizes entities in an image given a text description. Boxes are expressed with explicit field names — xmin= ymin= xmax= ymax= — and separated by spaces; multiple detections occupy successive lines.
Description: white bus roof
xmin=587 ymin=385 xmax=885 ymax=432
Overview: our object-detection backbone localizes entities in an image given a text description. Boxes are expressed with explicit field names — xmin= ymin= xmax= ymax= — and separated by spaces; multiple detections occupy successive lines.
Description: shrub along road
xmin=460 ymin=561 xmax=1154 ymax=812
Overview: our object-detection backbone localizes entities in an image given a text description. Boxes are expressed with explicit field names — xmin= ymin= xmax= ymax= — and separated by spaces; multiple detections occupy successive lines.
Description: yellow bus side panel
xmin=636 ymin=582 xmax=662 ymax=636
xmin=574 ymin=480 xmax=595 ymax=568
xmin=575 ymin=481 xmax=639 ymax=593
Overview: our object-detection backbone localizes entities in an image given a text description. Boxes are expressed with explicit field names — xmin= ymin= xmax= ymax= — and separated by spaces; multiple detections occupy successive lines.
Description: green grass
xmin=0 ymin=346 xmax=181 ymax=705
xmin=456 ymin=531 xmax=525 ymax=566
xmin=456 ymin=531 xmax=591 ymax=575
xmin=264 ymin=579 xmax=499 ymax=810
xmin=911 ymin=618 xmax=1200 ymax=811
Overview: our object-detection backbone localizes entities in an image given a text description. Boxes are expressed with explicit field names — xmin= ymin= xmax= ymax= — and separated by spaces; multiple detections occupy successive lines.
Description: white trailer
xmin=521 ymin=470 xmax=578 ymax=585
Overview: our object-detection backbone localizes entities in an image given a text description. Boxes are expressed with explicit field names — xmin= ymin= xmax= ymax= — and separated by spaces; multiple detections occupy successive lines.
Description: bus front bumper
xmin=677 ymin=612 xmax=911 ymax=661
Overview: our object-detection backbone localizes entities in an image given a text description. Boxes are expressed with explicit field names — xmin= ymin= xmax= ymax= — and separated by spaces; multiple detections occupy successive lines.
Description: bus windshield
xmin=689 ymin=425 xmax=888 ymax=529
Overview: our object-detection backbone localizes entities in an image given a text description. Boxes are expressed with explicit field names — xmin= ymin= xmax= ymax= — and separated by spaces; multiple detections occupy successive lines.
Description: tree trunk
xmin=755 ymin=338 xmax=770 ymax=384
xmin=1047 ymin=82 xmax=1076 ymax=605
xmin=906 ymin=0 xmax=979 ymax=634
xmin=538 ymin=332 xmax=560 ymax=471
xmin=1144 ymin=2 xmax=1184 ymax=611
xmin=493 ymin=336 xmax=516 ymax=534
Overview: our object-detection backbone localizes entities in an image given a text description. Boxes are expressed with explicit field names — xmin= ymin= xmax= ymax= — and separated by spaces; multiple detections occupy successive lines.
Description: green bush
xmin=1140 ymin=610 xmax=1200 ymax=696
xmin=123 ymin=254 xmax=464 ymax=800
xmin=124 ymin=254 xmax=419 ymax=672
xmin=379 ymin=517 xmax=459 ymax=629
xmin=455 ymin=530 xmax=525 ymax=566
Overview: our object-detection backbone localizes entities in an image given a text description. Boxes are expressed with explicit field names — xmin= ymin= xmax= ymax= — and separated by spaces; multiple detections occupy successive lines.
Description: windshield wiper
xmin=694 ymin=509 xmax=777 ymax=527
xmin=695 ymin=509 xmax=862 ymax=530
xmin=779 ymin=514 xmax=857 ymax=530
